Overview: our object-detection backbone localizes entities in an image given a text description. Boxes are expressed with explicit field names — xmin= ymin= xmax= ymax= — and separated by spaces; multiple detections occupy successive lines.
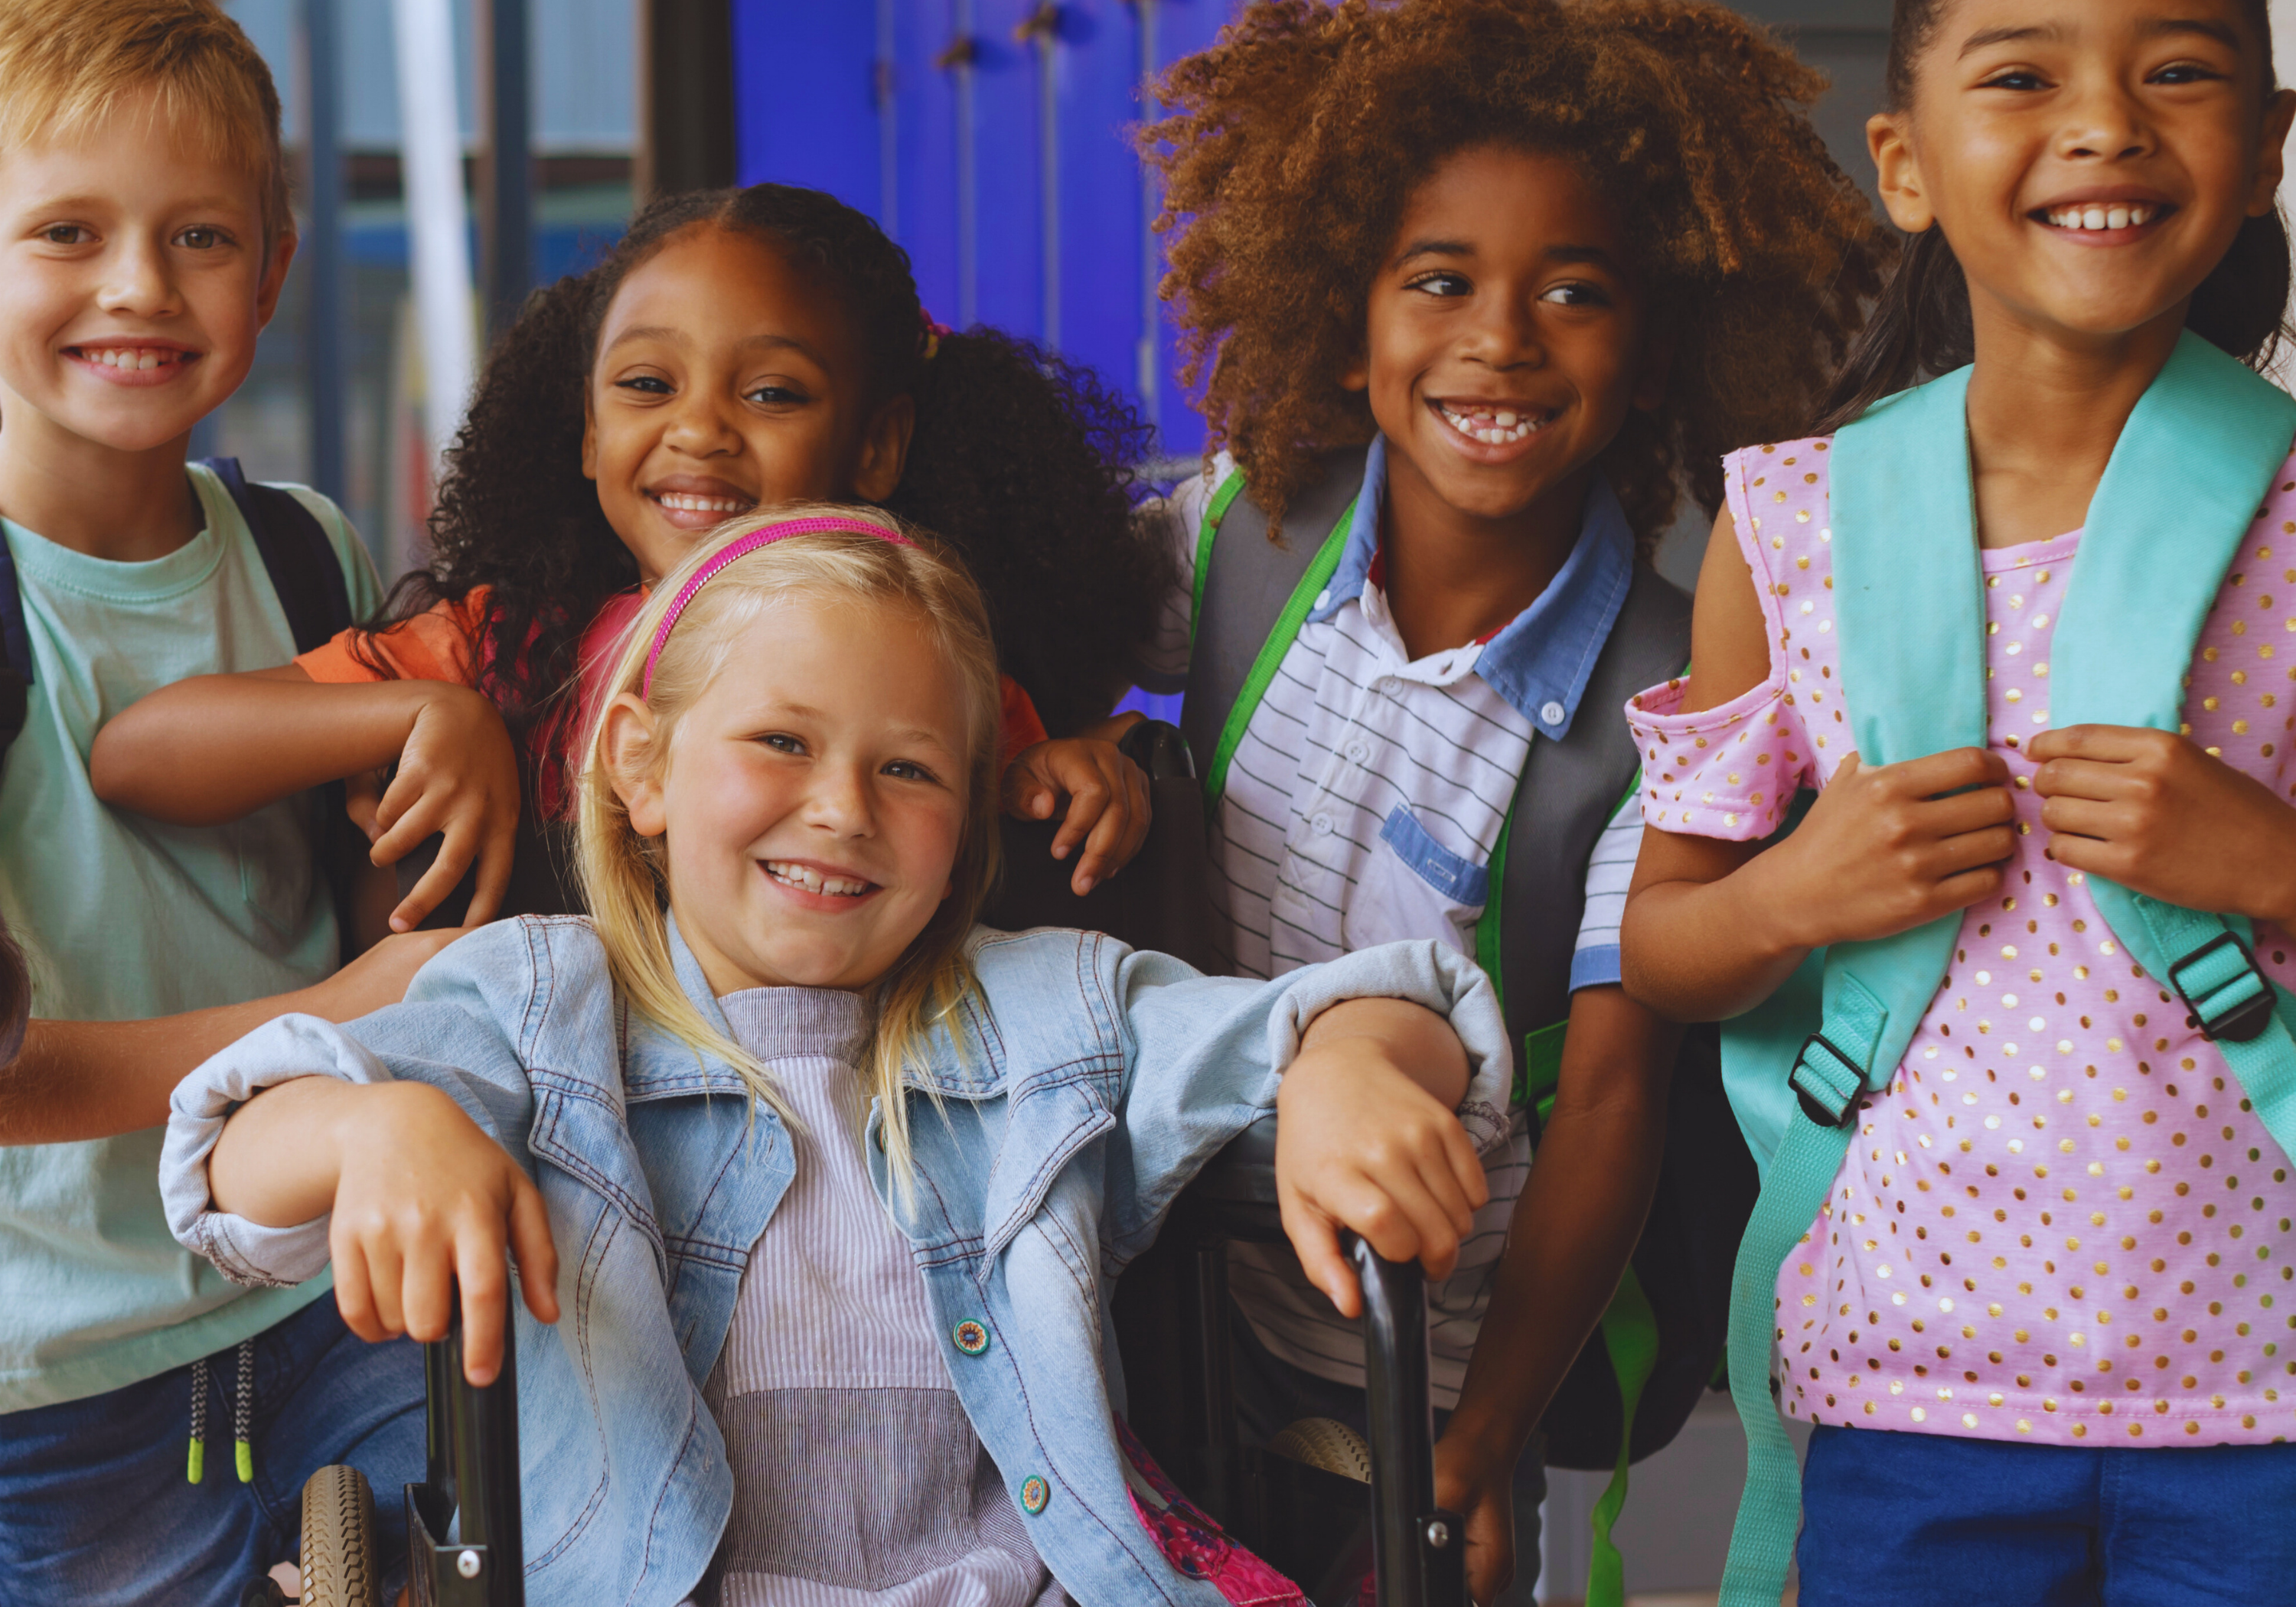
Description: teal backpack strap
xmin=1201 ymin=515 xmax=1353 ymax=808
xmin=1720 ymin=365 xmax=1991 ymax=1607
xmin=2050 ymin=333 xmax=2296 ymax=1166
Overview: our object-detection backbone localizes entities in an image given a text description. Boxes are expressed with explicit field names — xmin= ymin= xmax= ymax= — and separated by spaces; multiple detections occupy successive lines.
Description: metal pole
xmin=393 ymin=0 xmax=478 ymax=476
xmin=302 ymin=0 xmax=346 ymax=505
xmin=1135 ymin=0 xmax=1160 ymax=430
xmin=481 ymin=0 xmax=533 ymax=340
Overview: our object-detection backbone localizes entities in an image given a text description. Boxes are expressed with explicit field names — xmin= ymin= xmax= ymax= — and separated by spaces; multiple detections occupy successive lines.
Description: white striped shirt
xmin=1135 ymin=439 xmax=1648 ymax=1403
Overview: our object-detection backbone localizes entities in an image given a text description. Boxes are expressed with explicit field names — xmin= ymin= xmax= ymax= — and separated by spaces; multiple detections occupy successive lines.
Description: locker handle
xmin=933 ymin=34 xmax=978 ymax=70
xmin=1014 ymin=3 xmax=1061 ymax=43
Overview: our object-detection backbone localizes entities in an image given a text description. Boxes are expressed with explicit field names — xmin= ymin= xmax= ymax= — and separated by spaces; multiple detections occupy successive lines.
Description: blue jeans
xmin=1798 ymin=1423 xmax=2296 ymax=1606
xmin=0 ymin=1292 xmax=426 ymax=1607
xmin=1227 ymin=1303 xmax=1547 ymax=1605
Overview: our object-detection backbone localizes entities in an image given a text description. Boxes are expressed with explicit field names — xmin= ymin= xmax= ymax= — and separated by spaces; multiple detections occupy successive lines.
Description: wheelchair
xmin=298 ymin=719 xmax=1462 ymax=1606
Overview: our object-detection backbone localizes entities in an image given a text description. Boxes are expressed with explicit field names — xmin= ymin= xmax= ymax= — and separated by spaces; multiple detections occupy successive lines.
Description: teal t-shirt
xmin=0 ymin=463 xmax=382 ymax=1410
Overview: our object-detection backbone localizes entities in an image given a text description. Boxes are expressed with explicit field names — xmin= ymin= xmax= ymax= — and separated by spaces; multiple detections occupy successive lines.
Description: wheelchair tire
xmin=1269 ymin=1416 xmax=1373 ymax=1484
xmin=299 ymin=1464 xmax=381 ymax=1607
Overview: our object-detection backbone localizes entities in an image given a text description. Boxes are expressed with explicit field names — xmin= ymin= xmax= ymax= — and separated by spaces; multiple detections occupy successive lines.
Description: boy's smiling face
xmin=0 ymin=86 xmax=290 ymax=458
xmin=1345 ymin=145 xmax=1666 ymax=530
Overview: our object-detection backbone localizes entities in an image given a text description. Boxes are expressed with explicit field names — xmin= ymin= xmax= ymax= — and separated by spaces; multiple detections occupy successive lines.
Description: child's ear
xmin=253 ymin=228 xmax=298 ymax=331
xmin=2251 ymin=88 xmax=2296 ymax=217
xmin=602 ymin=694 xmax=668 ymax=837
xmin=1339 ymin=346 xmax=1371 ymax=394
xmin=1869 ymin=110 xmax=1934 ymax=236
xmin=853 ymin=394 xmax=916 ymax=504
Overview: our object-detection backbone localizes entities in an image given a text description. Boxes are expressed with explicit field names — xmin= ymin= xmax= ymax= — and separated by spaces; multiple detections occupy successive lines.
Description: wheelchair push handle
xmin=1351 ymin=1234 xmax=1467 ymax=1607
xmin=406 ymin=1294 xmax=523 ymax=1607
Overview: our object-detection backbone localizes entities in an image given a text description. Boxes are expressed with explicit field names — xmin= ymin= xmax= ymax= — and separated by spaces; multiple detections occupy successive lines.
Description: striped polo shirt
xmin=1135 ymin=437 xmax=1647 ymax=1402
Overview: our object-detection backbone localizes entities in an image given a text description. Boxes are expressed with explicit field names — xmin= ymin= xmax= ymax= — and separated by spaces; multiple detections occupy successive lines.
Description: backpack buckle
xmin=2168 ymin=930 xmax=2276 ymax=1044
xmin=1790 ymin=1032 xmax=1866 ymax=1128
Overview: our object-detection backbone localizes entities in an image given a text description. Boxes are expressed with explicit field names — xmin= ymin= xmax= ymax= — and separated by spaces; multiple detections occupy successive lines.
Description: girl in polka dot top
xmin=1618 ymin=1 xmax=2296 ymax=1599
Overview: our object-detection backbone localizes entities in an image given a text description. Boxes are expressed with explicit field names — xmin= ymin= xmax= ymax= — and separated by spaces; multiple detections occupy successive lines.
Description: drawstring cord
xmin=187 ymin=1338 xmax=257 ymax=1484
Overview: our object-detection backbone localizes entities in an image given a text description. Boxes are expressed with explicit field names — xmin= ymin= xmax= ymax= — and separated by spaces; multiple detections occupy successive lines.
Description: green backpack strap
xmin=1719 ymin=331 xmax=2296 ymax=1607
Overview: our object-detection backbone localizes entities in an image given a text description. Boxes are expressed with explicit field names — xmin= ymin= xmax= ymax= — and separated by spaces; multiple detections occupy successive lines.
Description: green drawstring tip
xmin=235 ymin=1439 xmax=254 ymax=1483
xmin=187 ymin=1439 xmax=205 ymax=1485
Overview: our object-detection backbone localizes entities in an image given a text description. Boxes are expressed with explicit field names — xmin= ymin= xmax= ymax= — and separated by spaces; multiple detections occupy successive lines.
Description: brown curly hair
xmin=1143 ymin=0 xmax=1892 ymax=547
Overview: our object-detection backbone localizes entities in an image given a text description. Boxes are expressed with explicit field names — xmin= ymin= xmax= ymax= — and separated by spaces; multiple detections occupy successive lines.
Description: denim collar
xmin=1302 ymin=434 xmax=1637 ymax=740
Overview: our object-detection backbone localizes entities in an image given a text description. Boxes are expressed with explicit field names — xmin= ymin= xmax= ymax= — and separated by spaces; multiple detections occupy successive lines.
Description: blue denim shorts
xmin=0 ymin=1292 xmax=426 ymax=1607
xmin=1797 ymin=1423 xmax=2296 ymax=1606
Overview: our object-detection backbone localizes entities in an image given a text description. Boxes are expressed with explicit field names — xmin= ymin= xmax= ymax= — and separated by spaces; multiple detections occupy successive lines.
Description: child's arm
xmin=2027 ymin=725 xmax=2296 ymax=927
xmin=1621 ymin=509 xmax=2018 ymax=1021
xmin=90 ymin=664 xmax=521 ymax=931
xmin=1431 ymin=986 xmax=1678 ymax=1604
xmin=1273 ymin=993 xmax=1486 ymax=1312
xmin=204 ymin=1072 xmax=556 ymax=1385
xmin=0 ymin=929 xmax=458 ymax=1145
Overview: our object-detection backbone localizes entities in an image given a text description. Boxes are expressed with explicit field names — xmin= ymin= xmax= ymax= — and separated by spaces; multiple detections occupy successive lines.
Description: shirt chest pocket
xmin=230 ymin=797 xmax=319 ymax=944
xmin=1343 ymin=805 xmax=1490 ymax=957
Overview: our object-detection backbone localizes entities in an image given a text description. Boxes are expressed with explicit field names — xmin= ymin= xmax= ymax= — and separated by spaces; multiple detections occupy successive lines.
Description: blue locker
xmin=730 ymin=0 xmax=1244 ymax=459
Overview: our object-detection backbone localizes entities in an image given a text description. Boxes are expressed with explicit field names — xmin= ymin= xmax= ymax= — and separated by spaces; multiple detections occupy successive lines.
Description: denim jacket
xmin=162 ymin=916 xmax=1510 ymax=1607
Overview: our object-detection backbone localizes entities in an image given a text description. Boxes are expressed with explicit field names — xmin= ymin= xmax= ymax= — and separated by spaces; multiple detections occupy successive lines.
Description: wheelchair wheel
xmin=300 ymin=1464 xmax=380 ymax=1607
xmin=1269 ymin=1416 xmax=1373 ymax=1483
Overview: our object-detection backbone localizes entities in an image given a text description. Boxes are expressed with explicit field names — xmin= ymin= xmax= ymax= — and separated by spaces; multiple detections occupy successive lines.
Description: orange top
xmin=298 ymin=587 xmax=1050 ymax=770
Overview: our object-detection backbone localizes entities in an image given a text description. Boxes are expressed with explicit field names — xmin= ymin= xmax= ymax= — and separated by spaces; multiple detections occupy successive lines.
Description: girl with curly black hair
xmin=1117 ymin=3 xmax=1890 ymax=1601
xmin=97 ymin=184 xmax=1169 ymax=929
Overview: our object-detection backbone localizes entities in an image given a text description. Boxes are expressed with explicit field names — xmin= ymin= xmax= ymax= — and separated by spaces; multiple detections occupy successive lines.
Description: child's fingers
xmin=508 ymin=1175 xmax=560 ymax=1325
xmin=331 ymin=1237 xmax=386 ymax=1345
xmin=1280 ymin=1198 xmax=1362 ymax=1319
xmin=1438 ymin=1114 xmax=1489 ymax=1215
xmin=360 ymin=1232 xmax=409 ymax=1339
xmin=367 ymin=790 xmax=446 ymax=867
xmin=1927 ymin=822 xmax=2017 ymax=876
xmin=344 ymin=769 xmax=386 ymax=842
xmin=1071 ymin=763 xmax=1153 ymax=890
xmin=387 ymin=829 xmax=479 ymax=934
xmin=453 ymin=1222 xmax=511 ymax=1386
xmin=1048 ymin=771 xmax=1113 ymax=866
xmin=462 ymin=818 xmax=517 ymax=928
xmin=399 ymin=1231 xmax=456 ymax=1346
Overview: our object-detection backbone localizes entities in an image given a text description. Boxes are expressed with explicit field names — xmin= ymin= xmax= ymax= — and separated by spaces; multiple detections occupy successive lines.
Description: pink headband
xmin=642 ymin=517 xmax=916 ymax=696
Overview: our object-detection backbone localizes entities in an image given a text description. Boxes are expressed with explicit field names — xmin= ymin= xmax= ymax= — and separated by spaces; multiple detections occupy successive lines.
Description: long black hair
xmin=369 ymin=184 xmax=1163 ymax=758
xmin=1813 ymin=0 xmax=2289 ymax=433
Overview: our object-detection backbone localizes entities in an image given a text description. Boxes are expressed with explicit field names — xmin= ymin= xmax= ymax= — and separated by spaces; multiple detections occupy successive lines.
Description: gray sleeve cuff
xmin=1261 ymin=940 xmax=1515 ymax=1158
xmin=161 ymin=1013 xmax=396 ymax=1289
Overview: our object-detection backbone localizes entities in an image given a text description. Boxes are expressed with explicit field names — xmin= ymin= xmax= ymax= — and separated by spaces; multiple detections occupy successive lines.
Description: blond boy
xmin=0 ymin=5 xmax=444 ymax=1599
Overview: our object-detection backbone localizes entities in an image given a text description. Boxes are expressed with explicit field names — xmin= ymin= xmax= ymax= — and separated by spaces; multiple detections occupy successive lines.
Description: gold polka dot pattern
xmin=1627 ymin=441 xmax=2296 ymax=1449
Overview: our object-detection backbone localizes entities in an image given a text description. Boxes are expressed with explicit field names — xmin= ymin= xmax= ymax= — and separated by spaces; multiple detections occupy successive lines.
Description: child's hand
xmin=1433 ymin=1432 xmax=1518 ymax=1607
xmin=1275 ymin=998 xmax=1486 ymax=1318
xmin=1000 ymin=738 xmax=1152 ymax=896
xmin=306 ymin=929 xmax=462 ymax=1021
xmin=2030 ymin=725 xmax=2296 ymax=927
xmin=1756 ymin=748 xmax=2017 ymax=950
xmin=326 ymin=1081 xmax=559 ymax=1385
xmin=354 ymin=686 xmax=520 ymax=931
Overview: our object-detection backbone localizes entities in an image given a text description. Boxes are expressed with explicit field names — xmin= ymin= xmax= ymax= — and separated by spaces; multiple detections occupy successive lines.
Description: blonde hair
xmin=576 ymin=507 xmax=1006 ymax=1178
xmin=0 ymin=0 xmax=290 ymax=246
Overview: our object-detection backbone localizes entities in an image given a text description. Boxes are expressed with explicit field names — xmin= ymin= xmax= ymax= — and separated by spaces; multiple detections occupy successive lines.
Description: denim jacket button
xmin=953 ymin=1320 xmax=990 ymax=1356
xmin=1019 ymin=1475 xmax=1050 ymax=1514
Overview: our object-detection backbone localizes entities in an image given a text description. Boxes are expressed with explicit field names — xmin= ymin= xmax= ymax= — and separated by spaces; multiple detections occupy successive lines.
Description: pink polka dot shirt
xmin=1627 ymin=437 xmax=2296 ymax=1448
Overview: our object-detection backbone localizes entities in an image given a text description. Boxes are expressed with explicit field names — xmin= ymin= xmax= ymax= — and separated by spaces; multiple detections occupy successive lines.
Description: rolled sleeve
xmin=1255 ymin=939 xmax=1512 ymax=1157
xmin=161 ymin=1014 xmax=397 ymax=1289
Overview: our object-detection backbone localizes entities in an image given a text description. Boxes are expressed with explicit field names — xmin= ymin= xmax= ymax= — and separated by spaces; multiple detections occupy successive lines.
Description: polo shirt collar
xmin=1302 ymin=433 xmax=1637 ymax=740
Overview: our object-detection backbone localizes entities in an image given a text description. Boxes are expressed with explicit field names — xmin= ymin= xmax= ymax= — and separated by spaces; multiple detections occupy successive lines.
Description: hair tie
xmin=918 ymin=305 xmax=954 ymax=361
xmin=642 ymin=517 xmax=917 ymax=697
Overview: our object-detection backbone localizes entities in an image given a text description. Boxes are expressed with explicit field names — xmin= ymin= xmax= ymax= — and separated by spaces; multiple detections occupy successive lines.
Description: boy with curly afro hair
xmin=1120 ymin=1 xmax=1888 ymax=1599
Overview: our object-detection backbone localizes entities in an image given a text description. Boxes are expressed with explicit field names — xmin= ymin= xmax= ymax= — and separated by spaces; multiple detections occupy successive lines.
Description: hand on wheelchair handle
xmin=1272 ymin=1003 xmax=1486 ymax=1321
xmin=325 ymin=1081 xmax=560 ymax=1387
xmin=1000 ymin=737 xmax=1153 ymax=896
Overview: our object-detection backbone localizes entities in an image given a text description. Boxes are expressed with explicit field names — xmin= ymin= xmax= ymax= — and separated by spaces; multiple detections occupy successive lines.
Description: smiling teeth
xmin=657 ymin=493 xmax=750 ymax=513
xmin=1438 ymin=403 xmax=1543 ymax=445
xmin=2046 ymin=204 xmax=2153 ymax=231
xmin=767 ymin=861 xmax=869 ymax=897
xmin=82 ymin=347 xmax=181 ymax=370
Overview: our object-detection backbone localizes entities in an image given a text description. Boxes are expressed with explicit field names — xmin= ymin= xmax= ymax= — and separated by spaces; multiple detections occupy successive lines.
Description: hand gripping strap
xmin=1719 ymin=970 xmax=1887 ymax=1607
